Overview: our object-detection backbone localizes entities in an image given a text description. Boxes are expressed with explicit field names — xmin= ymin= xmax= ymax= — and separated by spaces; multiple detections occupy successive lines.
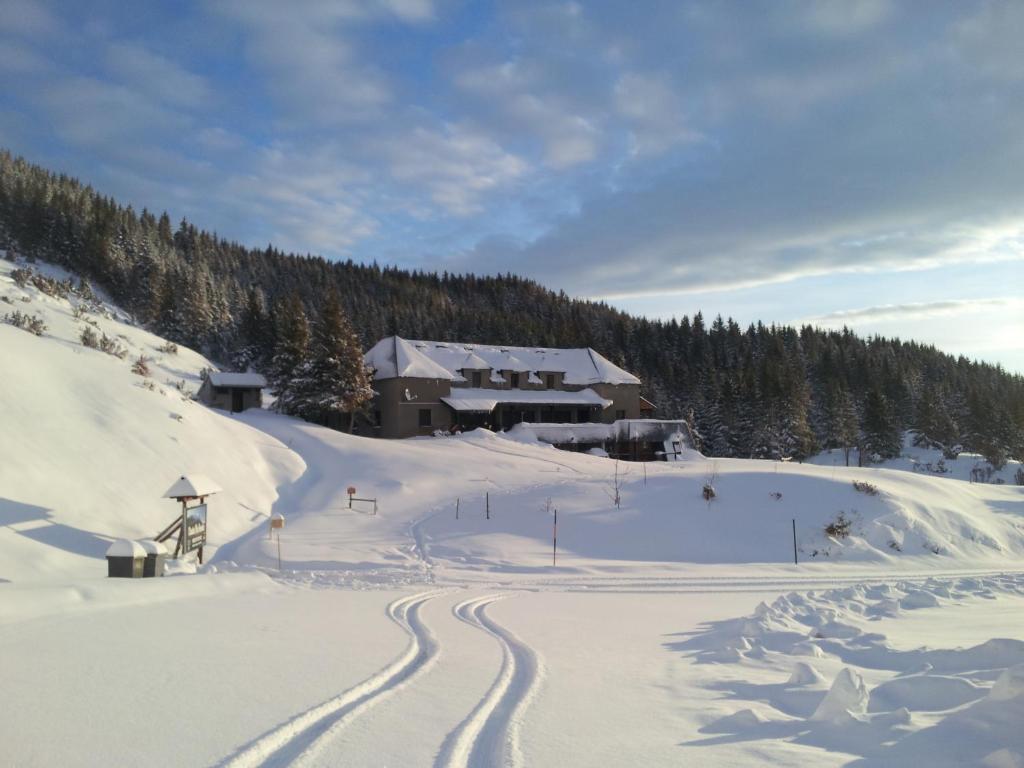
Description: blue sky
xmin=1 ymin=0 xmax=1022 ymax=371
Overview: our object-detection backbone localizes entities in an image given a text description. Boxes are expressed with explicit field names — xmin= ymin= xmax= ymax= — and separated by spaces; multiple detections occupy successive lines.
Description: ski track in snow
xmin=436 ymin=594 xmax=543 ymax=768
xmin=215 ymin=589 xmax=445 ymax=768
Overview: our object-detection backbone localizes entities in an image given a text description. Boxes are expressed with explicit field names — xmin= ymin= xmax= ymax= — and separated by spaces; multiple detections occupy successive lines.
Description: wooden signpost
xmin=157 ymin=475 xmax=221 ymax=563
xmin=270 ymin=513 xmax=285 ymax=570
xmin=347 ymin=486 xmax=378 ymax=515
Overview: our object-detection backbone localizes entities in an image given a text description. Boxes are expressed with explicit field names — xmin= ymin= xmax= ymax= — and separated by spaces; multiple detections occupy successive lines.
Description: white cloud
xmin=34 ymin=76 xmax=190 ymax=147
xmin=0 ymin=0 xmax=59 ymax=38
xmin=455 ymin=59 xmax=601 ymax=169
xmin=805 ymin=297 xmax=1024 ymax=325
xmin=104 ymin=42 xmax=211 ymax=109
xmin=614 ymin=72 xmax=699 ymax=156
xmin=212 ymin=0 xmax=435 ymax=124
xmin=372 ymin=122 xmax=528 ymax=215
xmin=0 ymin=37 xmax=50 ymax=74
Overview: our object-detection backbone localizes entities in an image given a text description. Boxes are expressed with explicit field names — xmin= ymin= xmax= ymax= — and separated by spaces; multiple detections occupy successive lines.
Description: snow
xmin=440 ymin=386 xmax=612 ymax=413
xmin=509 ymin=418 xmax=691 ymax=445
xmin=138 ymin=539 xmax=167 ymax=555
xmin=807 ymin=431 xmax=1023 ymax=485
xmin=105 ymin=539 xmax=146 ymax=557
xmin=4 ymin=254 xmax=1024 ymax=766
xmin=365 ymin=335 xmax=641 ymax=385
xmin=163 ymin=473 xmax=222 ymax=498
xmin=208 ymin=372 xmax=267 ymax=388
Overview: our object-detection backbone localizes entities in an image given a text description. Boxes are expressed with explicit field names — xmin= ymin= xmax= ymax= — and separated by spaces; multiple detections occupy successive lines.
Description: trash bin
xmin=106 ymin=539 xmax=146 ymax=578
xmin=139 ymin=539 xmax=168 ymax=577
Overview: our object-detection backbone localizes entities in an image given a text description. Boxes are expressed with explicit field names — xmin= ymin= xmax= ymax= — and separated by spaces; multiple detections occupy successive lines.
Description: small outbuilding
xmin=106 ymin=539 xmax=146 ymax=578
xmin=198 ymin=372 xmax=266 ymax=412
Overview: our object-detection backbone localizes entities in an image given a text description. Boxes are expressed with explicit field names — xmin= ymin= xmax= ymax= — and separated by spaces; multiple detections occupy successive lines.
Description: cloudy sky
xmin=1 ymin=0 xmax=1022 ymax=371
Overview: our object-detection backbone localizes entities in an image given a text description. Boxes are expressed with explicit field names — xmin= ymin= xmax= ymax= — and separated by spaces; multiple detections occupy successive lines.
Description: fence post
xmin=552 ymin=507 xmax=558 ymax=567
xmin=456 ymin=497 xmax=460 ymax=520
xmin=486 ymin=492 xmax=490 ymax=520
xmin=792 ymin=518 xmax=798 ymax=565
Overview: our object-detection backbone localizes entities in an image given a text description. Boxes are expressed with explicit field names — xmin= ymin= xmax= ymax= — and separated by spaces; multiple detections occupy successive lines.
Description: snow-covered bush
xmin=80 ymin=326 xmax=99 ymax=348
xmin=3 ymin=310 xmax=46 ymax=336
xmin=157 ymin=341 xmax=178 ymax=355
xmin=853 ymin=480 xmax=879 ymax=496
xmin=131 ymin=355 xmax=151 ymax=377
xmin=825 ymin=511 xmax=852 ymax=539
xmin=10 ymin=267 xmax=32 ymax=288
xmin=97 ymin=333 xmax=127 ymax=359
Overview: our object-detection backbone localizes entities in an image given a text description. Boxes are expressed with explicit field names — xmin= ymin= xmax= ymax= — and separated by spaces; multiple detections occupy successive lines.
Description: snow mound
xmin=788 ymin=661 xmax=826 ymax=686
xmin=811 ymin=667 xmax=869 ymax=723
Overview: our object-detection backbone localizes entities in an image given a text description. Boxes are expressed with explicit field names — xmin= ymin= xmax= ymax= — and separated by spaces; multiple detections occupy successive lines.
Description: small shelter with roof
xmin=198 ymin=372 xmax=266 ymax=412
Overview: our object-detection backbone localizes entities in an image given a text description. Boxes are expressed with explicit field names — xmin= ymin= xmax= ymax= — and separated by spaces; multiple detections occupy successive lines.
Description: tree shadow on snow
xmin=1 ymin=497 xmax=112 ymax=559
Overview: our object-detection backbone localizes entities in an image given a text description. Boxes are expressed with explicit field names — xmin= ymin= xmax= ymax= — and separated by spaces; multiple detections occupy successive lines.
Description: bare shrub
xmin=131 ymin=355 xmax=151 ymax=377
xmin=3 ymin=310 xmax=46 ymax=336
xmin=825 ymin=511 xmax=852 ymax=539
xmin=97 ymin=333 xmax=127 ymax=359
xmin=10 ymin=267 xmax=32 ymax=288
xmin=853 ymin=480 xmax=879 ymax=496
xmin=157 ymin=341 xmax=178 ymax=355
xmin=80 ymin=326 xmax=99 ymax=348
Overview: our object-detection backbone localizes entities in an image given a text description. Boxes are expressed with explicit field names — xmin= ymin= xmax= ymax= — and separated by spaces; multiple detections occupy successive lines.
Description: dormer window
xmin=510 ymin=372 xmax=520 ymax=388
xmin=546 ymin=374 xmax=555 ymax=389
xmin=472 ymin=371 xmax=482 ymax=387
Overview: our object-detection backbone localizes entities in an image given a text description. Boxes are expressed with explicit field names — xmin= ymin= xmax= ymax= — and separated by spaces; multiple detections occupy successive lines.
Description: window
xmin=615 ymin=409 xmax=626 ymax=421
xmin=418 ymin=408 xmax=432 ymax=427
xmin=546 ymin=374 xmax=555 ymax=389
xmin=472 ymin=371 xmax=482 ymax=387
xmin=510 ymin=372 xmax=520 ymax=388
xmin=577 ymin=408 xmax=591 ymax=423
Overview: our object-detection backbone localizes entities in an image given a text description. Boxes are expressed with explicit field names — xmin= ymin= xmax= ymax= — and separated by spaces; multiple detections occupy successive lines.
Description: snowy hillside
xmin=808 ymin=431 xmax=1023 ymax=486
xmin=0 ymin=255 xmax=303 ymax=581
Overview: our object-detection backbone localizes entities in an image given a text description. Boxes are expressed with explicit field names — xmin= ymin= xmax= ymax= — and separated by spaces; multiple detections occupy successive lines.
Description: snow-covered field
xmin=2 ymin=255 xmax=1024 ymax=766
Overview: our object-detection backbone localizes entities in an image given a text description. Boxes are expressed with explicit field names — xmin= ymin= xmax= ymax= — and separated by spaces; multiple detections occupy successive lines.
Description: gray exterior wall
xmin=373 ymin=377 xmax=454 ymax=438
xmin=197 ymin=379 xmax=263 ymax=412
xmin=589 ymin=382 xmax=642 ymax=422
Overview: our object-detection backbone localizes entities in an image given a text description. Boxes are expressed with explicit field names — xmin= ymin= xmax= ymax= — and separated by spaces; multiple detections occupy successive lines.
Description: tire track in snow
xmin=435 ymin=594 xmax=543 ymax=768
xmin=216 ymin=589 xmax=445 ymax=768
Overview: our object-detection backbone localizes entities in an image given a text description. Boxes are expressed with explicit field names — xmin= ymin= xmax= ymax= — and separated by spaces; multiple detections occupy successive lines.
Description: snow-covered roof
xmin=106 ymin=539 xmax=146 ymax=558
xmin=137 ymin=539 xmax=167 ymax=555
xmin=441 ymin=387 xmax=613 ymax=413
xmin=163 ymin=474 xmax=222 ymax=499
xmin=208 ymin=372 xmax=267 ymax=388
xmin=364 ymin=336 xmax=640 ymax=385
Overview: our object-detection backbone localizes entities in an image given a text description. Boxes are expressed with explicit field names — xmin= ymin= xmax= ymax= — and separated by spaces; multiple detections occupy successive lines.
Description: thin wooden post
xmin=552 ymin=507 xmax=558 ymax=567
xmin=486 ymin=492 xmax=490 ymax=520
xmin=456 ymin=497 xmax=460 ymax=520
xmin=277 ymin=529 xmax=282 ymax=571
xmin=792 ymin=519 xmax=798 ymax=565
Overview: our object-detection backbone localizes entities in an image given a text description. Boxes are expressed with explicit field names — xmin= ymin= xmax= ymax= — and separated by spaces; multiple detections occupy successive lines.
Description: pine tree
xmin=824 ymin=385 xmax=859 ymax=465
xmin=289 ymin=293 xmax=373 ymax=428
xmin=269 ymin=293 xmax=309 ymax=414
xmin=862 ymin=389 xmax=901 ymax=460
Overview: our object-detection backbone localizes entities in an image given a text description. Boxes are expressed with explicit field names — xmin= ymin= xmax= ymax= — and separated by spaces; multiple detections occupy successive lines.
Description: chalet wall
xmin=590 ymin=382 xmax=642 ymax=422
xmin=374 ymin=377 xmax=454 ymax=438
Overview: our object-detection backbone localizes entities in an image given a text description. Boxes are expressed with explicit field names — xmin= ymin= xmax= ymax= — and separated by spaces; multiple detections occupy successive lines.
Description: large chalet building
xmin=363 ymin=336 xmax=655 ymax=439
